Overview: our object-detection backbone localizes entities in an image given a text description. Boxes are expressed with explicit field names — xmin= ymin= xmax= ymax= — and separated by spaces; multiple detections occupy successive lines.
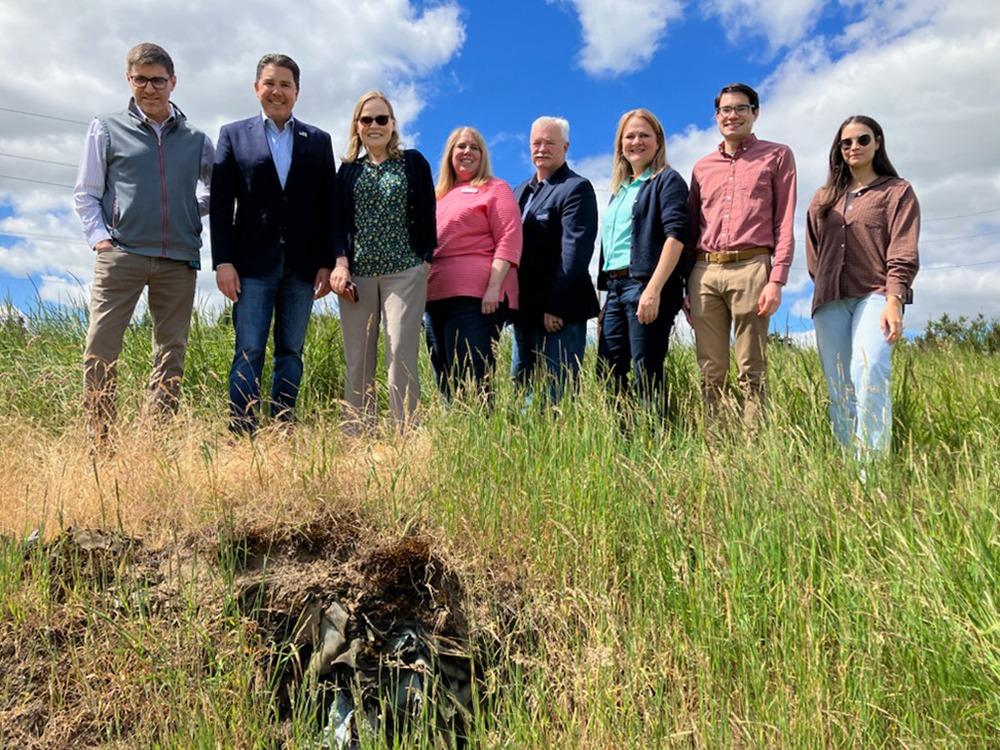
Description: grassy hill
xmin=1 ymin=303 xmax=998 ymax=748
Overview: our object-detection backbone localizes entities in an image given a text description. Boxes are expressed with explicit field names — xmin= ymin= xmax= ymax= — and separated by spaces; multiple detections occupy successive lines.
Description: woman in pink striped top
xmin=425 ymin=127 xmax=522 ymax=401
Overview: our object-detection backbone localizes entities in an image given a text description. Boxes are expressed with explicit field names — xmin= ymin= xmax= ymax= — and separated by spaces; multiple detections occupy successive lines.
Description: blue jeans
xmin=813 ymin=293 xmax=893 ymax=454
xmin=596 ymin=276 xmax=679 ymax=407
xmin=229 ymin=264 xmax=315 ymax=433
xmin=425 ymin=296 xmax=507 ymax=401
xmin=510 ymin=317 xmax=586 ymax=404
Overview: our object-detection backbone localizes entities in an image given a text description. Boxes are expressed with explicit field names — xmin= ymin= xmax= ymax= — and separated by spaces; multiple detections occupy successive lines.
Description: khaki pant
xmin=340 ymin=262 xmax=428 ymax=432
xmin=83 ymin=249 xmax=196 ymax=440
xmin=688 ymin=254 xmax=771 ymax=427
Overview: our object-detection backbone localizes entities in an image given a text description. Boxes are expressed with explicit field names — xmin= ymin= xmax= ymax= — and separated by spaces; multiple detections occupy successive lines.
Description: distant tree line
xmin=915 ymin=313 xmax=1000 ymax=354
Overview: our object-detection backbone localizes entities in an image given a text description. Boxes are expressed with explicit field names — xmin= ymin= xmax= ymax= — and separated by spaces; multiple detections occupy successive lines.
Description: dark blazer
xmin=512 ymin=162 xmax=599 ymax=324
xmin=597 ymin=168 xmax=690 ymax=306
xmin=210 ymin=115 xmax=337 ymax=282
xmin=336 ymin=149 xmax=437 ymax=265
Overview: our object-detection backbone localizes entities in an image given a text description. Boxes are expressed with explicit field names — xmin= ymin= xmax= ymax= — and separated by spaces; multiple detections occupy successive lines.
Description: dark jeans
xmin=510 ymin=316 xmax=587 ymax=404
xmin=424 ymin=296 xmax=507 ymax=401
xmin=597 ymin=276 xmax=679 ymax=407
xmin=229 ymin=263 xmax=315 ymax=433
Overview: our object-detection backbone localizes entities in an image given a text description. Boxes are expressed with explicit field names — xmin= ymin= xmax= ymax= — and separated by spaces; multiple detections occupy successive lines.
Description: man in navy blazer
xmin=511 ymin=116 xmax=599 ymax=402
xmin=211 ymin=53 xmax=337 ymax=434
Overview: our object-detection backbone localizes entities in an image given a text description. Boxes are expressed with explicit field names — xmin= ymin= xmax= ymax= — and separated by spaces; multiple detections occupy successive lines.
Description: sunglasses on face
xmin=839 ymin=134 xmax=873 ymax=150
xmin=359 ymin=115 xmax=391 ymax=126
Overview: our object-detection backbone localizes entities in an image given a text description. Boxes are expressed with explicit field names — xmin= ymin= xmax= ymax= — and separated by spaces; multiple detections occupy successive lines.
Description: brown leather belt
xmin=697 ymin=247 xmax=771 ymax=263
xmin=606 ymin=268 xmax=630 ymax=279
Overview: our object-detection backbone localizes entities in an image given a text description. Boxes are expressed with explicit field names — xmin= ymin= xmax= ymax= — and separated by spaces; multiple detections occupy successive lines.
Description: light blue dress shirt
xmin=263 ymin=113 xmax=295 ymax=189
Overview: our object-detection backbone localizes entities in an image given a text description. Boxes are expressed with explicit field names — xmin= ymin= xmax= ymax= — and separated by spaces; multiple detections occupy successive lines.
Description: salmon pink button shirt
xmin=428 ymin=177 xmax=523 ymax=307
xmin=688 ymin=134 xmax=797 ymax=285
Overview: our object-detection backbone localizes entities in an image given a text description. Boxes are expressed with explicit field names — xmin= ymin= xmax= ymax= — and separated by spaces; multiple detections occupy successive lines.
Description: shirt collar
xmin=262 ymin=112 xmax=295 ymax=133
xmin=628 ymin=168 xmax=653 ymax=186
xmin=717 ymin=132 xmax=758 ymax=157
xmin=129 ymin=99 xmax=177 ymax=124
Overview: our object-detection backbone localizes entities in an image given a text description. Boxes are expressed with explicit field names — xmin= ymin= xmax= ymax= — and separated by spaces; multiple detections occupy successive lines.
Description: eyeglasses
xmin=359 ymin=115 xmax=391 ymax=126
xmin=716 ymin=104 xmax=753 ymax=116
xmin=839 ymin=134 xmax=874 ymax=150
xmin=130 ymin=75 xmax=171 ymax=90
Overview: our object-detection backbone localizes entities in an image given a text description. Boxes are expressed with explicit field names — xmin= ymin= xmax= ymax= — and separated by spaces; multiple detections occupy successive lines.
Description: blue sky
xmin=1 ymin=0 xmax=998 ymax=339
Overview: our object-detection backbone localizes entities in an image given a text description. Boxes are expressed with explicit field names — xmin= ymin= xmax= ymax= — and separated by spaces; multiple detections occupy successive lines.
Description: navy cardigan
xmin=597 ymin=168 xmax=690 ymax=301
xmin=336 ymin=149 xmax=437 ymax=265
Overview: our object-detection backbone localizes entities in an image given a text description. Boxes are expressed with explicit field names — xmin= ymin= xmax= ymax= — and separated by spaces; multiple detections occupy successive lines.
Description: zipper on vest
xmin=158 ymin=130 xmax=168 ymax=257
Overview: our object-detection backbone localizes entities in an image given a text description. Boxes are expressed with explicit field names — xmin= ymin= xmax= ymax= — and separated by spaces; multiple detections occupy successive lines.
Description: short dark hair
xmin=256 ymin=53 xmax=300 ymax=89
xmin=714 ymin=82 xmax=759 ymax=111
xmin=126 ymin=43 xmax=174 ymax=77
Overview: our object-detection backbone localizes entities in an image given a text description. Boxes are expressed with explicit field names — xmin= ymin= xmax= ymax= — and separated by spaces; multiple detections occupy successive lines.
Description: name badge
xmin=537 ymin=212 xmax=550 ymax=220
xmin=462 ymin=187 xmax=479 ymax=193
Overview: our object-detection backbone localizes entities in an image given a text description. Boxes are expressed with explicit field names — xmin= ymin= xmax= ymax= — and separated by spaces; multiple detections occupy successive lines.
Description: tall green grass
xmin=1 ymin=301 xmax=999 ymax=747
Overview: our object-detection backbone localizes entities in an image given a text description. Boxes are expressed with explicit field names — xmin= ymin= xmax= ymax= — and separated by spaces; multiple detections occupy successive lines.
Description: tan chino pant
xmin=83 ymin=249 xmax=196 ymax=439
xmin=688 ymin=253 xmax=771 ymax=427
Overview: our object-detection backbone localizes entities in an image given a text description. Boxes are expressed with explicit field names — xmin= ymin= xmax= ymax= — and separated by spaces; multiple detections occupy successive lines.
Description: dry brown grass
xmin=0 ymin=415 xmax=439 ymax=543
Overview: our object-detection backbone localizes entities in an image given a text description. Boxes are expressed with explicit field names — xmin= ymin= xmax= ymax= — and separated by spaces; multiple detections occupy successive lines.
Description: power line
xmin=922 ymin=208 xmax=1000 ymax=223
xmin=0 ymin=229 xmax=87 ymax=246
xmin=921 ymin=229 xmax=1000 ymax=243
xmin=0 ymin=151 xmax=77 ymax=168
xmin=921 ymin=259 xmax=1000 ymax=271
xmin=0 ymin=173 xmax=74 ymax=189
xmin=0 ymin=105 xmax=89 ymax=126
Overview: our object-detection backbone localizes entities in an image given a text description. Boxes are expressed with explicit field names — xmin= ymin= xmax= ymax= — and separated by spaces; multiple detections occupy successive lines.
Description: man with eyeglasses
xmin=74 ymin=43 xmax=213 ymax=450
xmin=685 ymin=82 xmax=796 ymax=429
xmin=211 ymin=54 xmax=337 ymax=435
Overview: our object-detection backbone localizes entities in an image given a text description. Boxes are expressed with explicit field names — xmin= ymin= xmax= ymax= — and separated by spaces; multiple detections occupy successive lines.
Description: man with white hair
xmin=511 ymin=116 xmax=599 ymax=402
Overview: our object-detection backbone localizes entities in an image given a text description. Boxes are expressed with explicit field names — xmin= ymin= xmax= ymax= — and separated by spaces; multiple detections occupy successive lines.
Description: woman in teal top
xmin=332 ymin=91 xmax=436 ymax=433
xmin=596 ymin=108 xmax=690 ymax=410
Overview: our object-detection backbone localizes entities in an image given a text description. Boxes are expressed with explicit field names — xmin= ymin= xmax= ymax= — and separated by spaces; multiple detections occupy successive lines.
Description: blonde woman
xmin=596 ymin=108 xmax=689 ymax=407
xmin=425 ymin=127 xmax=522 ymax=400
xmin=331 ymin=91 xmax=436 ymax=432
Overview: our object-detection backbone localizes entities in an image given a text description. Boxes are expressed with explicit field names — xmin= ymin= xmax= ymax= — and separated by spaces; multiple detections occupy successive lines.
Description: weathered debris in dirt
xmin=234 ymin=532 xmax=480 ymax=748
xmin=1 ymin=516 xmax=515 ymax=748
xmin=312 ymin=606 xmax=475 ymax=749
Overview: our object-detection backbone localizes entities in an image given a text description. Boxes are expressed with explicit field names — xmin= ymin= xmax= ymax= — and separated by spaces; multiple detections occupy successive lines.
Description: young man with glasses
xmin=210 ymin=54 xmax=337 ymax=435
xmin=685 ymin=82 xmax=797 ymax=430
xmin=74 ymin=43 xmax=214 ymax=450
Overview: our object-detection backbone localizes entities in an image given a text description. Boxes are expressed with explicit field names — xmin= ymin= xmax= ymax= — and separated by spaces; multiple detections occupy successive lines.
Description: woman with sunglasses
xmin=425 ymin=126 xmax=522 ymax=402
xmin=806 ymin=115 xmax=920 ymax=455
xmin=596 ymin=108 xmax=689 ymax=411
xmin=332 ymin=91 xmax=436 ymax=433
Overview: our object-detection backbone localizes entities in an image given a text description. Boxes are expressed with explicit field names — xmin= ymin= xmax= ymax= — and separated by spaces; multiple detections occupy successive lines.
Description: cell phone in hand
xmin=342 ymin=281 xmax=359 ymax=303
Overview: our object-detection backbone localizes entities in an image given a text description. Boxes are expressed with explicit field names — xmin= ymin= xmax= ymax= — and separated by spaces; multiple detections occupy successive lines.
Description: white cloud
xmin=699 ymin=0 xmax=826 ymax=50
xmin=0 ymin=0 xmax=465 ymax=305
xmin=553 ymin=0 xmax=684 ymax=77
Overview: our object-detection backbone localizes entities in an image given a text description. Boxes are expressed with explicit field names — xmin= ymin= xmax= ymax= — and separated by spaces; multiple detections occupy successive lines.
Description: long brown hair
xmin=815 ymin=115 xmax=899 ymax=217
xmin=343 ymin=90 xmax=403 ymax=163
xmin=609 ymin=109 xmax=668 ymax=195
xmin=435 ymin=126 xmax=493 ymax=198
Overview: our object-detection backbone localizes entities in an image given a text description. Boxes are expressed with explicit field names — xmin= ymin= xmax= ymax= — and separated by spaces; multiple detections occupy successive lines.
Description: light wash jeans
xmin=813 ymin=293 xmax=894 ymax=454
